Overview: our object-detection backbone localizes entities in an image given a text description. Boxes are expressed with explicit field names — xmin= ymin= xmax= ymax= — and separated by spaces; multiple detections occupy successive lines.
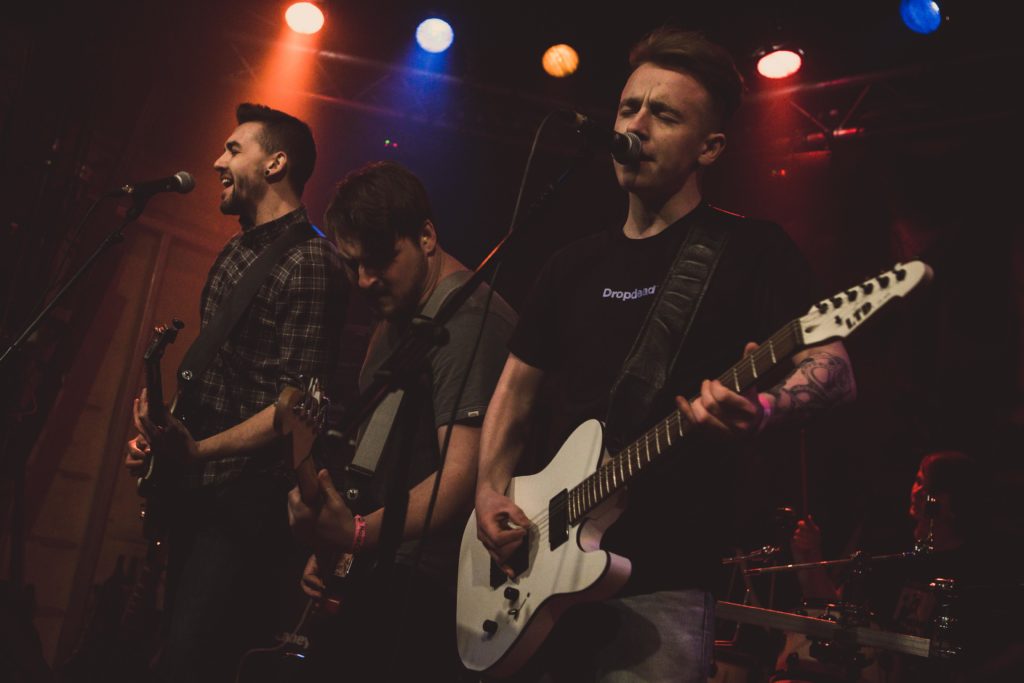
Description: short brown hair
xmin=236 ymin=103 xmax=317 ymax=196
xmin=629 ymin=28 xmax=743 ymax=129
xmin=323 ymin=161 xmax=433 ymax=266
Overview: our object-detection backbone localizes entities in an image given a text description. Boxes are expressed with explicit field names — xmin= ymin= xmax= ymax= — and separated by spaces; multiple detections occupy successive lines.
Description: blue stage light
xmin=416 ymin=18 xmax=454 ymax=53
xmin=900 ymin=0 xmax=942 ymax=35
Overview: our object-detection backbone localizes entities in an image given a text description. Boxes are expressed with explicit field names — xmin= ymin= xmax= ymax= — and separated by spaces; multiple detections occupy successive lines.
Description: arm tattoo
xmin=767 ymin=351 xmax=854 ymax=425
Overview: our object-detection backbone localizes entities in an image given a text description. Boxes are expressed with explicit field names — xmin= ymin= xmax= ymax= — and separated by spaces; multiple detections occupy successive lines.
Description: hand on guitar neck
xmin=673 ymin=340 xmax=766 ymax=439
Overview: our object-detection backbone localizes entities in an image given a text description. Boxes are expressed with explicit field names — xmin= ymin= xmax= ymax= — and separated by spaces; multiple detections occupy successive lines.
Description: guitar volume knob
xmin=482 ymin=619 xmax=498 ymax=635
xmin=504 ymin=587 xmax=520 ymax=602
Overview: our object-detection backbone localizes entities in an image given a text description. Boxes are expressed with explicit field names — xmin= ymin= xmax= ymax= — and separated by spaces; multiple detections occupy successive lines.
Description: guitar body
xmin=237 ymin=379 xmax=360 ymax=682
xmin=457 ymin=419 xmax=632 ymax=676
xmin=134 ymin=319 xmax=186 ymax=539
xmin=135 ymin=398 xmax=191 ymax=547
xmin=136 ymin=414 xmax=182 ymax=500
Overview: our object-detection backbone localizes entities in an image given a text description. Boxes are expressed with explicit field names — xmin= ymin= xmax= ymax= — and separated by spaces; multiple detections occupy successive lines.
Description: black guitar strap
xmin=604 ymin=206 xmax=732 ymax=450
xmin=176 ymin=221 xmax=317 ymax=401
xmin=343 ymin=270 xmax=473 ymax=513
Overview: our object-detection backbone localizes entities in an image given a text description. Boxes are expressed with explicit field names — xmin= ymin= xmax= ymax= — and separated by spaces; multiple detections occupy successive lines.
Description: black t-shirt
xmin=510 ymin=203 xmax=819 ymax=594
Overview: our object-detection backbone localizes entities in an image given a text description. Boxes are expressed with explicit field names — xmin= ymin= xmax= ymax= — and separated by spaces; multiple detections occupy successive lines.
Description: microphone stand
xmin=332 ymin=146 xmax=593 ymax=575
xmin=1 ymin=195 xmax=150 ymax=589
xmin=0 ymin=197 xmax=148 ymax=371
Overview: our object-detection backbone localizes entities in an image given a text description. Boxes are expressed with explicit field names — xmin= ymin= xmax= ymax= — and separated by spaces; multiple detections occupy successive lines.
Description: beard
xmin=219 ymin=171 xmax=266 ymax=222
xmin=371 ymin=253 xmax=429 ymax=323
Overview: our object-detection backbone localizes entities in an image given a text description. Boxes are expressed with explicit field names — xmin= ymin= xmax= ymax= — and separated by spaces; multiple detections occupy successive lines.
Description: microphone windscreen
xmin=174 ymin=171 xmax=196 ymax=194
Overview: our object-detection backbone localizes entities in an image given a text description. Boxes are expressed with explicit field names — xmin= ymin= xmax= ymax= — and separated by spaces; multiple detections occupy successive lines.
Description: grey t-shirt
xmin=358 ymin=271 xmax=517 ymax=586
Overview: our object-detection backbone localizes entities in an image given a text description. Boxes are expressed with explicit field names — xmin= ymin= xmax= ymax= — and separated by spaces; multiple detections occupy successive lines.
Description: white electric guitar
xmin=456 ymin=260 xmax=933 ymax=677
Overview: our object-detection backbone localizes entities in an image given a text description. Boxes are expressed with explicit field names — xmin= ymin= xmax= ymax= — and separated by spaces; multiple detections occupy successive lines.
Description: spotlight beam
xmin=227 ymin=32 xmax=592 ymax=112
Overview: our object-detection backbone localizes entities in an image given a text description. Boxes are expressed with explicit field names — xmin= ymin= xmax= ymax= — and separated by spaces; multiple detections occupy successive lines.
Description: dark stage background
xmin=1 ymin=0 xmax=1021 ymax=669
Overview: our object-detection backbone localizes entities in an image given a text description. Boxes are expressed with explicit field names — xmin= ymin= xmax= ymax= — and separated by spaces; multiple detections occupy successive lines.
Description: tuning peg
xmin=894 ymin=266 xmax=906 ymax=281
xmin=877 ymin=274 xmax=890 ymax=288
xmin=816 ymin=301 xmax=829 ymax=314
xmin=845 ymin=289 xmax=858 ymax=301
xmin=861 ymin=282 xmax=874 ymax=294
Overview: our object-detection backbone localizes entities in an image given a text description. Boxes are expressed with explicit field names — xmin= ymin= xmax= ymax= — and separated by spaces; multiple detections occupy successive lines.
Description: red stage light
xmin=757 ymin=47 xmax=803 ymax=79
xmin=285 ymin=2 xmax=325 ymax=35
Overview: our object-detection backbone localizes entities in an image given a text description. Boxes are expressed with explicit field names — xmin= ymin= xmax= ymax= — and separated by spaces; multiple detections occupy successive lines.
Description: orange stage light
xmin=285 ymin=2 xmax=325 ymax=35
xmin=248 ymin=11 xmax=322 ymax=122
xmin=542 ymin=44 xmax=579 ymax=78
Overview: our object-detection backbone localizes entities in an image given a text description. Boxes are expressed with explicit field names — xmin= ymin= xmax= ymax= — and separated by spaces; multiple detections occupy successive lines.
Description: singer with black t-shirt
xmin=474 ymin=28 xmax=856 ymax=682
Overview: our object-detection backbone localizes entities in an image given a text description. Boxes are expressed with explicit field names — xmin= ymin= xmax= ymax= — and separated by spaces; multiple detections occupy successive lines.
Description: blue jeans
xmin=510 ymin=589 xmax=715 ymax=683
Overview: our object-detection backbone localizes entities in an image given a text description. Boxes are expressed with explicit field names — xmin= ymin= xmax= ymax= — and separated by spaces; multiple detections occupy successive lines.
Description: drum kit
xmin=712 ymin=522 xmax=966 ymax=682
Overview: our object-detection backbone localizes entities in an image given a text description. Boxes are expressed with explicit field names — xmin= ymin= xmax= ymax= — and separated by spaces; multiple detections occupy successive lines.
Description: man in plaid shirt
xmin=125 ymin=103 xmax=347 ymax=682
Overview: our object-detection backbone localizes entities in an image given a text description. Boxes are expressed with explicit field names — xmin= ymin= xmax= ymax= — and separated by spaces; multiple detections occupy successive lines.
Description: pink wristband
xmin=351 ymin=514 xmax=367 ymax=554
xmin=756 ymin=394 xmax=773 ymax=434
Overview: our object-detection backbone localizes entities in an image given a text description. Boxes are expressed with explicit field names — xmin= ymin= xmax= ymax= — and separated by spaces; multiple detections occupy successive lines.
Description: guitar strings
xmin=493 ymin=285 xmax=896 ymax=572
xmin=517 ymin=321 xmax=803 ymax=540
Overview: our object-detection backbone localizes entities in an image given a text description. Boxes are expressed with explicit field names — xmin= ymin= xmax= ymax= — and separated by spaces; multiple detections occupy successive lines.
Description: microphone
xmin=111 ymin=171 xmax=196 ymax=198
xmin=560 ymin=111 xmax=643 ymax=164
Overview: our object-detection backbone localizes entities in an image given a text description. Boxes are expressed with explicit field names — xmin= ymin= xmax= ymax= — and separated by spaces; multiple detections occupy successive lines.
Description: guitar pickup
xmin=549 ymin=489 xmax=568 ymax=550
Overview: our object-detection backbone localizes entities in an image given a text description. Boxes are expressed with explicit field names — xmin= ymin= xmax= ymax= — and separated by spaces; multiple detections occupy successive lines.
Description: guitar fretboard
xmin=565 ymin=320 xmax=804 ymax=524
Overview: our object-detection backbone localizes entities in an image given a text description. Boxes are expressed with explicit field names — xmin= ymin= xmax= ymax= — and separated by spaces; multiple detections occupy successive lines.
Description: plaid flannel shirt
xmin=184 ymin=206 xmax=347 ymax=487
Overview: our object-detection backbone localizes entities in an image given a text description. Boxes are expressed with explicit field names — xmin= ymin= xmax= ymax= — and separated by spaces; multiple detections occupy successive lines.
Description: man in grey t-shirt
xmin=287 ymin=161 xmax=515 ymax=680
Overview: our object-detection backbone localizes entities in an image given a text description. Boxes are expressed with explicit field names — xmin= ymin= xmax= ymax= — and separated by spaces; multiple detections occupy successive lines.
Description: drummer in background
xmin=791 ymin=451 xmax=981 ymax=606
xmin=785 ymin=450 xmax=1024 ymax=682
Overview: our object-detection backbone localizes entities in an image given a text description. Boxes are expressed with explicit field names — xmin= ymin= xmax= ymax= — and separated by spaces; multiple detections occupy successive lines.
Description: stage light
xmin=285 ymin=2 xmax=324 ymax=35
xmin=900 ymin=0 xmax=942 ymax=35
xmin=542 ymin=44 xmax=579 ymax=78
xmin=756 ymin=46 xmax=803 ymax=79
xmin=416 ymin=18 xmax=454 ymax=53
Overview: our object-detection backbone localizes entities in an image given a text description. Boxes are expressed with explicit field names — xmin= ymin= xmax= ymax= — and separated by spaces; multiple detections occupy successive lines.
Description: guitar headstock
xmin=143 ymin=318 xmax=185 ymax=365
xmin=141 ymin=318 xmax=184 ymax=419
xmin=274 ymin=377 xmax=330 ymax=480
xmin=800 ymin=260 xmax=933 ymax=346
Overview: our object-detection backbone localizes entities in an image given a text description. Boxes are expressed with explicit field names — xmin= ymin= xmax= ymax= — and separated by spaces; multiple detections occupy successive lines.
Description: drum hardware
xmin=722 ymin=545 xmax=783 ymax=566
xmin=716 ymin=601 xmax=933 ymax=659
xmin=803 ymin=602 xmax=874 ymax=676
xmin=742 ymin=548 xmax=920 ymax=577
xmin=927 ymin=577 xmax=962 ymax=660
xmin=913 ymin=493 xmax=940 ymax=555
